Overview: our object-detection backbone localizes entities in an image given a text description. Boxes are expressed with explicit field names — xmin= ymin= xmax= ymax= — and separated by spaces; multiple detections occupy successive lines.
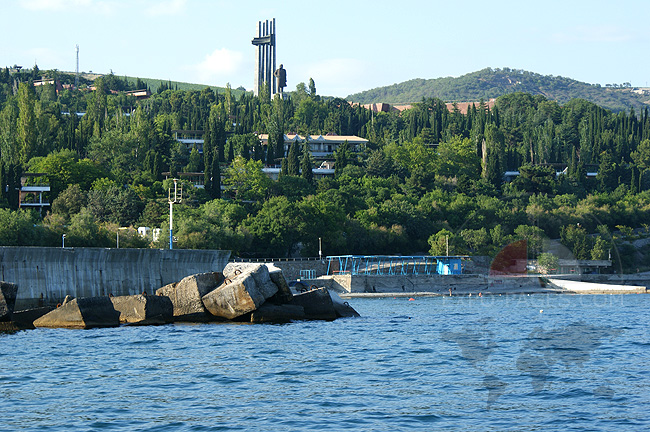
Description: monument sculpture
xmin=251 ymin=18 xmax=277 ymax=97
xmin=274 ymin=64 xmax=287 ymax=95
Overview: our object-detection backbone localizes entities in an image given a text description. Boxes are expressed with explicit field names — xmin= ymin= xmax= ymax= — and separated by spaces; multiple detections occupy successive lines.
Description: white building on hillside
xmin=258 ymin=133 xmax=368 ymax=160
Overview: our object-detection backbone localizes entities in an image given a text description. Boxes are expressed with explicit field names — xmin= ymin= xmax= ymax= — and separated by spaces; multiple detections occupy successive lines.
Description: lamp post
xmin=62 ymin=234 xmax=66 ymax=248
xmin=116 ymin=227 xmax=128 ymax=248
xmin=318 ymin=237 xmax=322 ymax=260
xmin=168 ymin=179 xmax=182 ymax=250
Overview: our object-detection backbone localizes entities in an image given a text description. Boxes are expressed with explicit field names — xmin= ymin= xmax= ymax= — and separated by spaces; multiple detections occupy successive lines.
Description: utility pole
xmin=168 ymin=179 xmax=182 ymax=250
xmin=116 ymin=227 xmax=128 ymax=248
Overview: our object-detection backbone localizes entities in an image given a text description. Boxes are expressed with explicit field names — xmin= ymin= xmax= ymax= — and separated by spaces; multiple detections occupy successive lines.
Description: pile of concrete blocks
xmin=165 ymin=263 xmax=359 ymax=324
xmin=3 ymin=264 xmax=359 ymax=330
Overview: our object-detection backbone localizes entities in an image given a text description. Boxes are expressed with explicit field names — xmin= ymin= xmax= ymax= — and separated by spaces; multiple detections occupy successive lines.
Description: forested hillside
xmin=347 ymin=68 xmax=650 ymax=113
xmin=1 ymin=65 xmax=650 ymax=272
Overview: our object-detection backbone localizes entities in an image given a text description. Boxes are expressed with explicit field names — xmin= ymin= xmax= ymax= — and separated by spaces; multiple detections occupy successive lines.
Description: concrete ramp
xmin=547 ymin=278 xmax=647 ymax=294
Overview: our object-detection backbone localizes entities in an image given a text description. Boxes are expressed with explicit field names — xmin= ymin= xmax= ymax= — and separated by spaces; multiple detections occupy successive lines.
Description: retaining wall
xmin=310 ymin=274 xmax=547 ymax=294
xmin=0 ymin=247 xmax=230 ymax=309
xmin=309 ymin=273 xmax=649 ymax=296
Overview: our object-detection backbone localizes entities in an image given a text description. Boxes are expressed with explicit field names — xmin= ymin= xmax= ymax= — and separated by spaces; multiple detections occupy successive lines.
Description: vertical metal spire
xmin=75 ymin=44 xmax=79 ymax=89
xmin=251 ymin=18 xmax=277 ymax=97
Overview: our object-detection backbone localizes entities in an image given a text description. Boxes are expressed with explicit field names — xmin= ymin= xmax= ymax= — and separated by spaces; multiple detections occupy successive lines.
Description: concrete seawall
xmin=299 ymin=273 xmax=649 ymax=297
xmin=0 ymin=247 xmax=230 ymax=309
xmin=310 ymin=274 xmax=550 ymax=295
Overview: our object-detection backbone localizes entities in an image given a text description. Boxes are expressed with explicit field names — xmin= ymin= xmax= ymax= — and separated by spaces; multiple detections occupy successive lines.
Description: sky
xmin=3 ymin=0 xmax=650 ymax=97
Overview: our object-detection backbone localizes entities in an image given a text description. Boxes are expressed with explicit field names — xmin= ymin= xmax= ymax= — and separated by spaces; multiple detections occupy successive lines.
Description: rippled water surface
xmin=1 ymin=294 xmax=649 ymax=431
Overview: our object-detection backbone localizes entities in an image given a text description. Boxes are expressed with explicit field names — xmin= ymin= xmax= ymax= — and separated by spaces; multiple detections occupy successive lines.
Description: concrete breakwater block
xmin=250 ymin=303 xmax=306 ymax=323
xmin=289 ymin=287 xmax=338 ymax=321
xmin=329 ymin=291 xmax=361 ymax=318
xmin=266 ymin=264 xmax=294 ymax=304
xmin=34 ymin=297 xmax=121 ymax=329
xmin=110 ymin=294 xmax=173 ymax=325
xmin=0 ymin=281 xmax=18 ymax=322
xmin=202 ymin=265 xmax=278 ymax=320
xmin=156 ymin=272 xmax=224 ymax=322
xmin=223 ymin=263 xmax=281 ymax=299
xmin=224 ymin=263 xmax=293 ymax=302
xmin=11 ymin=307 xmax=53 ymax=330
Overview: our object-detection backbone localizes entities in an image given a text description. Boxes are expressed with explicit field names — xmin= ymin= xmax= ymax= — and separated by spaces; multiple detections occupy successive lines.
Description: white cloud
xmin=20 ymin=0 xmax=116 ymax=14
xmin=20 ymin=0 xmax=90 ymax=10
xmin=144 ymin=0 xmax=187 ymax=16
xmin=552 ymin=25 xmax=634 ymax=44
xmin=300 ymin=58 xmax=369 ymax=97
xmin=21 ymin=0 xmax=187 ymax=16
xmin=186 ymin=48 xmax=248 ymax=86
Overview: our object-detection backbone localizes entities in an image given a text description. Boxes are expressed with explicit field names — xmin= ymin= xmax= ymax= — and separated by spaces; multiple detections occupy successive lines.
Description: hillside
xmin=346 ymin=68 xmax=650 ymax=112
xmin=36 ymin=69 xmax=247 ymax=97
xmin=122 ymin=76 xmax=247 ymax=97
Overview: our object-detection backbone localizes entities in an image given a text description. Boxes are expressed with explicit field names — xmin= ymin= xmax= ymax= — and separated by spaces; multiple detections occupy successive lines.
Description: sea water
xmin=1 ymin=294 xmax=649 ymax=431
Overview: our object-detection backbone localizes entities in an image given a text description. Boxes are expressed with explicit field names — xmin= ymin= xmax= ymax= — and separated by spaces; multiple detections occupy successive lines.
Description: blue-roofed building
xmin=436 ymin=257 xmax=463 ymax=275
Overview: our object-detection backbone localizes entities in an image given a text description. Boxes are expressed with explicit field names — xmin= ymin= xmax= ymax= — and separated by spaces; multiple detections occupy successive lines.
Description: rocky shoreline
xmin=0 ymin=263 xmax=359 ymax=331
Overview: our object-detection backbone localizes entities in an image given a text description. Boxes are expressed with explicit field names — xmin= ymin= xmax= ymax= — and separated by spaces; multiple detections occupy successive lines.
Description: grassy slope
xmin=70 ymin=71 xmax=248 ymax=97
xmin=124 ymin=76 xmax=248 ymax=97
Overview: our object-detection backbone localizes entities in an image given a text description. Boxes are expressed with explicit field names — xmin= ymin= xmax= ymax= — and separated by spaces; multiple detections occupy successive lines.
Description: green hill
xmin=122 ymin=76 xmax=248 ymax=96
xmin=346 ymin=68 xmax=650 ymax=112
xmin=55 ymin=70 xmax=248 ymax=97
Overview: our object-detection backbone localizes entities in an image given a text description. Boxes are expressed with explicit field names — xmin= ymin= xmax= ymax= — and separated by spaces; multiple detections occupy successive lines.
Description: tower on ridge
xmin=75 ymin=44 xmax=79 ymax=89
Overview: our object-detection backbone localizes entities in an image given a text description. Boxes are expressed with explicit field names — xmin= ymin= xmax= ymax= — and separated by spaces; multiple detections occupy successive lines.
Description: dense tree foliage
xmin=1 ymin=66 xmax=650 ymax=272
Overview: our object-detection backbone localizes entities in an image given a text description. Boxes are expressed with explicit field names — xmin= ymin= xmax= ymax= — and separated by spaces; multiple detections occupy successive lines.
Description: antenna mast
xmin=75 ymin=44 xmax=79 ymax=89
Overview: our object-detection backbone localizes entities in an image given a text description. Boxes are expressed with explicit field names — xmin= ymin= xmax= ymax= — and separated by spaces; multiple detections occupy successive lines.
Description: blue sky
xmin=3 ymin=0 xmax=650 ymax=97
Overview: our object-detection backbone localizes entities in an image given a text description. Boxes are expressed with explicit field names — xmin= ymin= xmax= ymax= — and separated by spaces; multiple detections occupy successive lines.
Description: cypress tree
xmin=334 ymin=140 xmax=350 ymax=176
xmin=301 ymin=143 xmax=314 ymax=184
xmin=280 ymin=158 xmax=288 ymax=177
xmin=275 ymin=131 xmax=285 ymax=159
xmin=0 ymin=163 xmax=4 ymax=202
xmin=287 ymin=142 xmax=300 ymax=175
xmin=6 ymin=164 xmax=21 ymax=210
xmin=266 ymin=140 xmax=275 ymax=166
xmin=207 ymin=104 xmax=226 ymax=162
xmin=16 ymin=82 xmax=37 ymax=164
xmin=210 ymin=153 xmax=221 ymax=199
xmin=254 ymin=141 xmax=264 ymax=161
xmin=227 ymin=140 xmax=234 ymax=162
xmin=630 ymin=166 xmax=638 ymax=193
xmin=153 ymin=152 xmax=162 ymax=181
xmin=144 ymin=151 xmax=152 ymax=174
xmin=203 ymin=147 xmax=212 ymax=193
xmin=569 ymin=146 xmax=578 ymax=178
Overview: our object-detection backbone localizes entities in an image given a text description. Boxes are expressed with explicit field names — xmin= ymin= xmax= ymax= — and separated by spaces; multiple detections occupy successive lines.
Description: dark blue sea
xmin=1 ymin=294 xmax=649 ymax=431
